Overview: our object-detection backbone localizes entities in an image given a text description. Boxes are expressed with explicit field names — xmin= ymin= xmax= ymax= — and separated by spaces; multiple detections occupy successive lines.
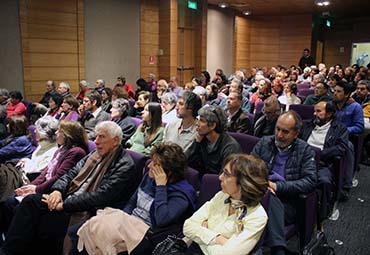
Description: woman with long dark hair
xmin=126 ymin=102 xmax=164 ymax=156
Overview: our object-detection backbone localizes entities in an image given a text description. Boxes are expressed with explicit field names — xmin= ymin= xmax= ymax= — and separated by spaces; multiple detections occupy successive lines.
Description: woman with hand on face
xmin=46 ymin=93 xmax=64 ymax=118
xmin=71 ymin=143 xmax=197 ymax=255
xmin=127 ymin=102 xmax=164 ymax=156
xmin=182 ymin=154 xmax=269 ymax=255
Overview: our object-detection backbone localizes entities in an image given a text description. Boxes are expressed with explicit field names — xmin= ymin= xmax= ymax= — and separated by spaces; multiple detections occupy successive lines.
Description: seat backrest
xmin=127 ymin=149 xmax=148 ymax=185
xmin=196 ymin=174 xmax=221 ymax=209
xmin=289 ymin=104 xmax=314 ymax=120
xmin=297 ymin=88 xmax=314 ymax=98
xmin=297 ymin=82 xmax=311 ymax=90
xmin=247 ymin=113 xmax=255 ymax=124
xmin=131 ymin=117 xmax=143 ymax=127
xmin=228 ymin=132 xmax=260 ymax=154
xmin=184 ymin=167 xmax=200 ymax=191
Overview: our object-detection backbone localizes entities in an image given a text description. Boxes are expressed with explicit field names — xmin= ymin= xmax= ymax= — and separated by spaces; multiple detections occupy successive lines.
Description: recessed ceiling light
xmin=315 ymin=0 xmax=330 ymax=7
xmin=243 ymin=10 xmax=252 ymax=16
xmin=218 ymin=2 xmax=228 ymax=8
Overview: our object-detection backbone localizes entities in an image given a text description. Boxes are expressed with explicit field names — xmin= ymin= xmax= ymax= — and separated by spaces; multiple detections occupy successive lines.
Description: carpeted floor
xmin=324 ymin=164 xmax=370 ymax=255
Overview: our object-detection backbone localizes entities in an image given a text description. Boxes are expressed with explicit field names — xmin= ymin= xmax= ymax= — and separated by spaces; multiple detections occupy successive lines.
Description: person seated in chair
xmin=303 ymin=82 xmax=332 ymax=105
xmin=225 ymin=91 xmax=252 ymax=134
xmin=0 ymin=120 xmax=88 ymax=237
xmin=78 ymin=91 xmax=110 ymax=140
xmin=182 ymin=154 xmax=268 ymax=255
xmin=0 ymin=121 xmax=138 ymax=255
xmin=251 ymin=111 xmax=317 ymax=255
xmin=300 ymin=101 xmax=350 ymax=218
xmin=69 ymin=143 xmax=197 ymax=255
xmin=186 ymin=105 xmax=241 ymax=175
xmin=252 ymin=96 xmax=281 ymax=138
xmin=164 ymin=91 xmax=202 ymax=153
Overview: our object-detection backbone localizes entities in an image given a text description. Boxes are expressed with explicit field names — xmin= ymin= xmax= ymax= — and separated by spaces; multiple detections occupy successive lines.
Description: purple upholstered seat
xmin=227 ymin=132 xmax=260 ymax=154
xmin=196 ymin=174 xmax=221 ymax=209
xmin=289 ymin=104 xmax=314 ymax=120
xmin=131 ymin=117 xmax=143 ymax=127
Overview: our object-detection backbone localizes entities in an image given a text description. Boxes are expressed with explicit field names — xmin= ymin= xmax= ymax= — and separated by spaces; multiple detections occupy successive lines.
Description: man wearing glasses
xmin=186 ymin=105 xmax=241 ymax=175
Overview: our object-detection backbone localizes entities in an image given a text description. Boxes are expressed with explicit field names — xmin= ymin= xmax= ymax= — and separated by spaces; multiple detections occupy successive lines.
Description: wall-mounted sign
xmin=149 ymin=56 xmax=155 ymax=65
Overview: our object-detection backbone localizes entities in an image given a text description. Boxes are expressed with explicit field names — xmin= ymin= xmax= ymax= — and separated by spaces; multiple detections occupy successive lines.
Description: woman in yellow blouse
xmin=183 ymin=154 xmax=269 ymax=255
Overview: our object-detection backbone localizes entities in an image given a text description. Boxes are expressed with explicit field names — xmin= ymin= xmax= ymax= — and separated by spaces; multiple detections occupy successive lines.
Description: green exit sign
xmin=188 ymin=1 xmax=197 ymax=10
xmin=326 ymin=19 xmax=331 ymax=27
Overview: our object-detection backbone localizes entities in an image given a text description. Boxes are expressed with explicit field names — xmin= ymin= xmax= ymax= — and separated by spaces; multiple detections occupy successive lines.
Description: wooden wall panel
xmin=19 ymin=0 xmax=84 ymax=101
xmin=234 ymin=14 xmax=312 ymax=70
xmin=140 ymin=0 xmax=159 ymax=79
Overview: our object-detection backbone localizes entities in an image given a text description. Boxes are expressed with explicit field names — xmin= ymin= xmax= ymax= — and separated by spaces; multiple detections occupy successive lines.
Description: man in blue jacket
xmin=251 ymin=111 xmax=317 ymax=255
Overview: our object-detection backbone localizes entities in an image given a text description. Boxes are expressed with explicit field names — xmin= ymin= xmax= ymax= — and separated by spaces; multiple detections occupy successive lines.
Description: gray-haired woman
xmin=16 ymin=116 xmax=59 ymax=174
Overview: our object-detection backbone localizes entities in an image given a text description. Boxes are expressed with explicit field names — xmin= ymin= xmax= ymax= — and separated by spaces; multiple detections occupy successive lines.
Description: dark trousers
xmin=1 ymin=194 xmax=70 ymax=255
xmin=0 ymin=196 xmax=21 ymax=237
xmin=317 ymin=167 xmax=332 ymax=220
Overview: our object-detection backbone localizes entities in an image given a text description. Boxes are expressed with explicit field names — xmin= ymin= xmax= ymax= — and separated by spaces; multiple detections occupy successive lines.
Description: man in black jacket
xmin=300 ymin=101 xmax=351 ymax=207
xmin=251 ymin=111 xmax=317 ymax=255
xmin=1 ymin=121 xmax=137 ymax=255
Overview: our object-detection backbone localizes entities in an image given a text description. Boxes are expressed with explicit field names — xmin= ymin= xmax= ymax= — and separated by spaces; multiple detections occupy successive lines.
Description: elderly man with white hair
xmin=58 ymin=82 xmax=71 ymax=98
xmin=1 ymin=121 xmax=138 ymax=255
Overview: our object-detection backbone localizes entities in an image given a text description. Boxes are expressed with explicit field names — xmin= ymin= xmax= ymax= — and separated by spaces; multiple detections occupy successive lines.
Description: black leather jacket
xmin=51 ymin=146 xmax=137 ymax=213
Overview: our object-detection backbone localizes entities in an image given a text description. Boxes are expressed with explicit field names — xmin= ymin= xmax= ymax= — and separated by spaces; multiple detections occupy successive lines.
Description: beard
xmin=313 ymin=117 xmax=326 ymax=126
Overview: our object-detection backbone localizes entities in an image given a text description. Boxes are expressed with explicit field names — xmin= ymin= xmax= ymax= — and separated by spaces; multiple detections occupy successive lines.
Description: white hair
xmin=59 ymin=82 xmax=70 ymax=91
xmin=95 ymin=121 xmax=123 ymax=144
xmin=35 ymin=116 xmax=59 ymax=141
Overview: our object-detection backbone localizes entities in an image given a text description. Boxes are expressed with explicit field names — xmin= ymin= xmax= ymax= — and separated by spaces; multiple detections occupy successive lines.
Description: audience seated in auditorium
xmin=0 ymin=115 xmax=33 ymax=164
xmin=0 ymin=120 xmax=87 ymax=236
xmin=130 ymin=90 xmax=151 ymax=118
xmin=46 ymin=92 xmax=63 ymax=118
xmin=6 ymin=91 xmax=26 ymax=119
xmin=183 ymin=154 xmax=268 ymax=255
xmin=134 ymin=78 xmax=151 ymax=99
xmin=94 ymin=79 xmax=105 ymax=95
xmin=186 ymin=105 xmax=241 ymax=175
xmin=164 ymin=91 xmax=202 ymax=153
xmin=70 ymin=143 xmax=197 ymax=255
xmin=0 ymin=121 xmax=137 ymax=255
xmin=116 ymin=75 xmax=135 ymax=100
xmin=212 ymin=68 xmax=228 ymax=88
xmin=58 ymin=82 xmax=71 ymax=98
xmin=78 ymin=91 xmax=110 ymax=140
xmin=39 ymin=80 xmax=57 ymax=108
xmin=327 ymin=74 xmax=340 ymax=95
xmin=57 ymin=95 xmax=80 ymax=122
xmin=110 ymin=98 xmax=136 ymax=147
xmin=304 ymin=81 xmax=332 ymax=105
xmin=205 ymin=83 xmax=218 ymax=105
xmin=225 ymin=91 xmax=252 ymax=134
xmin=168 ymin=76 xmax=184 ymax=98
xmin=127 ymin=102 xmax=164 ymax=156
xmin=253 ymin=96 xmax=281 ymax=138
xmin=251 ymin=111 xmax=317 ymax=255
xmin=0 ymin=89 xmax=9 ymax=138
xmin=310 ymin=73 xmax=325 ymax=89
xmin=161 ymin=92 xmax=179 ymax=124
xmin=300 ymin=101 xmax=350 ymax=216
xmin=278 ymin=81 xmax=301 ymax=110
xmin=152 ymin=79 xmax=168 ymax=103
xmin=101 ymin=87 xmax=113 ymax=113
